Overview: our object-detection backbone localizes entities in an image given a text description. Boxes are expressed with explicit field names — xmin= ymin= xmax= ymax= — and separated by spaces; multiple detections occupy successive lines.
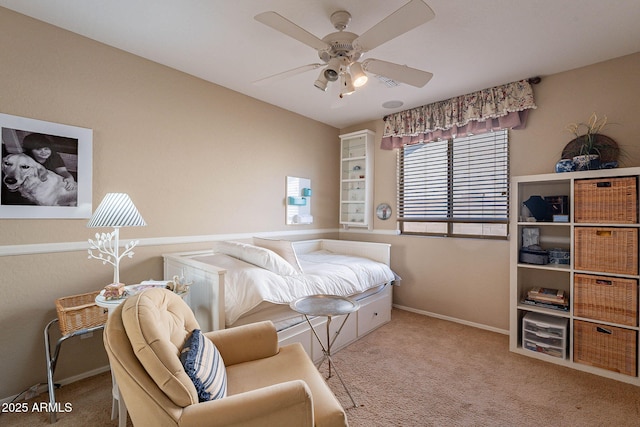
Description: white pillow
xmin=213 ymin=241 xmax=299 ymax=276
xmin=252 ymin=237 xmax=303 ymax=274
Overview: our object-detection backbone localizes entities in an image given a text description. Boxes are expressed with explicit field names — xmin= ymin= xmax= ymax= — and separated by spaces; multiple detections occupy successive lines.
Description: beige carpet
xmin=3 ymin=308 xmax=640 ymax=426
xmin=323 ymin=309 xmax=640 ymax=426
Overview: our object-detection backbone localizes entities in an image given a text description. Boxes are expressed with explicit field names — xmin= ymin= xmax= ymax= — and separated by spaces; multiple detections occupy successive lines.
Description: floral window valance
xmin=381 ymin=79 xmax=537 ymax=149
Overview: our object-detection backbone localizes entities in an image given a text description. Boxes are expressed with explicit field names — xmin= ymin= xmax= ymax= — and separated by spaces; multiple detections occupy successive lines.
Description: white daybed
xmin=163 ymin=239 xmax=395 ymax=361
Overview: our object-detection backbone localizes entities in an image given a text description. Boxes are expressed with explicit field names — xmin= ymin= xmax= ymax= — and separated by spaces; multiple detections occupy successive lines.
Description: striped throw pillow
xmin=180 ymin=329 xmax=227 ymax=402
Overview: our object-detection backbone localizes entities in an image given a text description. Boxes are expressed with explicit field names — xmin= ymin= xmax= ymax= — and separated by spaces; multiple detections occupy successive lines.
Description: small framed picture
xmin=0 ymin=113 xmax=93 ymax=218
xmin=522 ymin=227 xmax=540 ymax=248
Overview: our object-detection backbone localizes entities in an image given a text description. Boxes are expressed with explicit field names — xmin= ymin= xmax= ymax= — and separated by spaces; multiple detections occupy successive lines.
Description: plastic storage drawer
xmin=522 ymin=312 xmax=568 ymax=359
xmin=523 ymin=339 xmax=565 ymax=359
xmin=524 ymin=330 xmax=564 ymax=348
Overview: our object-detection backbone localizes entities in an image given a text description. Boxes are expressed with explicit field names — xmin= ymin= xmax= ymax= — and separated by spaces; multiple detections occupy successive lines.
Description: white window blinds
xmin=397 ymin=129 xmax=509 ymax=238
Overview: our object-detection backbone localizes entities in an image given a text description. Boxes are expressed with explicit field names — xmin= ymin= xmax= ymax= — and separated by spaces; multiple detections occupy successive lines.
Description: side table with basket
xmin=44 ymin=290 xmax=108 ymax=423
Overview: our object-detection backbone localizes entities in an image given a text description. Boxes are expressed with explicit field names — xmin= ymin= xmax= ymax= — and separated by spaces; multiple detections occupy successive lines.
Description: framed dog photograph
xmin=0 ymin=113 xmax=92 ymax=218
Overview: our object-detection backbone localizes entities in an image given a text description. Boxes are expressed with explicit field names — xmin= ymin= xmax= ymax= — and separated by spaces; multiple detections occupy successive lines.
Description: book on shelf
xmin=528 ymin=295 xmax=569 ymax=305
xmin=521 ymin=298 xmax=570 ymax=312
xmin=527 ymin=287 xmax=568 ymax=305
xmin=528 ymin=287 xmax=564 ymax=300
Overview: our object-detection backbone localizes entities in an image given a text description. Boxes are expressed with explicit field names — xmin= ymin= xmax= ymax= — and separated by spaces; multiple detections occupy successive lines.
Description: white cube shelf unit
xmin=510 ymin=166 xmax=640 ymax=386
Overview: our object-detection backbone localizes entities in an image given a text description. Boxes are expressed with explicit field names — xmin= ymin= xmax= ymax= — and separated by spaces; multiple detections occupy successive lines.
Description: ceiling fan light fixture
xmin=323 ymin=58 xmax=341 ymax=82
xmin=350 ymin=62 xmax=368 ymax=87
xmin=339 ymin=72 xmax=355 ymax=97
xmin=324 ymin=68 xmax=339 ymax=82
xmin=314 ymin=71 xmax=328 ymax=91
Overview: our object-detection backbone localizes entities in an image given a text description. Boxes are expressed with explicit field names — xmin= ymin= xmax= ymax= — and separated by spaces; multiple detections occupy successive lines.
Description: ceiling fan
xmin=254 ymin=0 xmax=435 ymax=97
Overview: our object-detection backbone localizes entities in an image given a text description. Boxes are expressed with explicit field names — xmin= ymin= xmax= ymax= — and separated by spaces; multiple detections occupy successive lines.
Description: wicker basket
xmin=55 ymin=291 xmax=107 ymax=336
xmin=574 ymin=177 xmax=637 ymax=224
xmin=574 ymin=320 xmax=637 ymax=376
xmin=574 ymin=227 xmax=638 ymax=275
xmin=574 ymin=274 xmax=638 ymax=326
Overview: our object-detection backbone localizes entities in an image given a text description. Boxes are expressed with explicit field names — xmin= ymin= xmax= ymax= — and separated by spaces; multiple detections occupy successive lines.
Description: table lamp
xmin=87 ymin=193 xmax=146 ymax=285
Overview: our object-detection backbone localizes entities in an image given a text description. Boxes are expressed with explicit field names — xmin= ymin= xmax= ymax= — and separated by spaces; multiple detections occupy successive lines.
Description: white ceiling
xmin=1 ymin=0 xmax=639 ymax=129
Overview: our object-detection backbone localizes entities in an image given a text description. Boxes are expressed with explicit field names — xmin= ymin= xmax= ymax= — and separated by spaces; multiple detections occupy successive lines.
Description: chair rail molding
xmin=0 ymin=228 xmax=340 ymax=257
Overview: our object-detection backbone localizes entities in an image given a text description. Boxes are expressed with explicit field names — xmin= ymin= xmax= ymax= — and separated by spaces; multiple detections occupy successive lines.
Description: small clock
xmin=376 ymin=203 xmax=392 ymax=220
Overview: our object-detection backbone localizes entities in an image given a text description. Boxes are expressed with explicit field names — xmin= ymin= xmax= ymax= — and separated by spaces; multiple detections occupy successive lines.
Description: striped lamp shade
xmin=87 ymin=193 xmax=147 ymax=228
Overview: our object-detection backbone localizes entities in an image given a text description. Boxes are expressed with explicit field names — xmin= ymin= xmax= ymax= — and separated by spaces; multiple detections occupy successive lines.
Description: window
xmin=397 ymin=129 xmax=509 ymax=238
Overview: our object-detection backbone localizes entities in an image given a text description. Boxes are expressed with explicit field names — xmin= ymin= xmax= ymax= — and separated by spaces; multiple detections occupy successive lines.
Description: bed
xmin=163 ymin=238 xmax=396 ymax=361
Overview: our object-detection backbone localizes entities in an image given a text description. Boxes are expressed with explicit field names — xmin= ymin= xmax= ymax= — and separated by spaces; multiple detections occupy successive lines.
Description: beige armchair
xmin=103 ymin=288 xmax=348 ymax=427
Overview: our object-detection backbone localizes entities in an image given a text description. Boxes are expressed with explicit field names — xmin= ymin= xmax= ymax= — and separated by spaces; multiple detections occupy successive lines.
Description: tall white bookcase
xmin=510 ymin=166 xmax=640 ymax=386
xmin=339 ymin=130 xmax=375 ymax=229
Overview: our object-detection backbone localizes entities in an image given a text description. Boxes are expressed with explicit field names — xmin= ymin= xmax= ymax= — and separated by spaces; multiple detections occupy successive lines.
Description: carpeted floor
xmin=3 ymin=308 xmax=640 ymax=426
xmin=323 ymin=309 xmax=640 ymax=426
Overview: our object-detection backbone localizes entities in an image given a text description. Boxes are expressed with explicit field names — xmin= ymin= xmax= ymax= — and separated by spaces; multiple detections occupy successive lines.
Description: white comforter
xmin=211 ymin=250 xmax=395 ymax=324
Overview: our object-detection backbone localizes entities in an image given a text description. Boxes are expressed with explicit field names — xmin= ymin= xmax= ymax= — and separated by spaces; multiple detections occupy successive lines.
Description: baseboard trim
xmin=393 ymin=304 xmax=509 ymax=335
xmin=1 ymin=365 xmax=110 ymax=404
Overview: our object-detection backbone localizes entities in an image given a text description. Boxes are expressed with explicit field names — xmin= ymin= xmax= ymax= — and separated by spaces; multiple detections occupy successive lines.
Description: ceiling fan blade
xmin=353 ymin=0 xmax=435 ymax=52
xmin=362 ymin=59 xmax=433 ymax=87
xmin=253 ymin=63 xmax=323 ymax=86
xmin=255 ymin=11 xmax=330 ymax=51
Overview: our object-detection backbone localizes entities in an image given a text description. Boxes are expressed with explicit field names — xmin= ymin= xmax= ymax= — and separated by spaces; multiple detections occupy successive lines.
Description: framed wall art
xmin=0 ymin=113 xmax=92 ymax=218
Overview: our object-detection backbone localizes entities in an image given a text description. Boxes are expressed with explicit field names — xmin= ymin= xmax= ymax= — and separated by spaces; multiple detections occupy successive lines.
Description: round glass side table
xmin=290 ymin=294 xmax=360 ymax=408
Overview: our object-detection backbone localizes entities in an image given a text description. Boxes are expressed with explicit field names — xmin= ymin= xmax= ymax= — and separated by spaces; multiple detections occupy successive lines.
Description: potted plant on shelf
xmin=559 ymin=112 xmax=618 ymax=171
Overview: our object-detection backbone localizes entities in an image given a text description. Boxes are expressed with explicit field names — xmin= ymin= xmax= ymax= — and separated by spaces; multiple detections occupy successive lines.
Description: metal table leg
xmin=44 ymin=319 xmax=105 ymax=424
xmin=44 ymin=319 xmax=61 ymax=424
xmin=304 ymin=313 xmax=358 ymax=408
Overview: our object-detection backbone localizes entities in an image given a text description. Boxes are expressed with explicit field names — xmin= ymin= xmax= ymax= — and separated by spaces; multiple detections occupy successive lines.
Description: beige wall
xmin=341 ymin=51 xmax=640 ymax=331
xmin=0 ymin=8 xmax=339 ymax=399
xmin=1 ymin=4 xmax=639 ymax=401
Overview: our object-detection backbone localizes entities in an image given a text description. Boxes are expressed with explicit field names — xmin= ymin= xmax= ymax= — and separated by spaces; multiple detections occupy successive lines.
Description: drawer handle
xmin=596 ymin=279 xmax=613 ymax=286
xmin=596 ymin=326 xmax=612 ymax=335
xmin=596 ymin=230 xmax=612 ymax=237
xmin=373 ymin=312 xmax=378 ymax=317
xmin=596 ymin=182 xmax=612 ymax=188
